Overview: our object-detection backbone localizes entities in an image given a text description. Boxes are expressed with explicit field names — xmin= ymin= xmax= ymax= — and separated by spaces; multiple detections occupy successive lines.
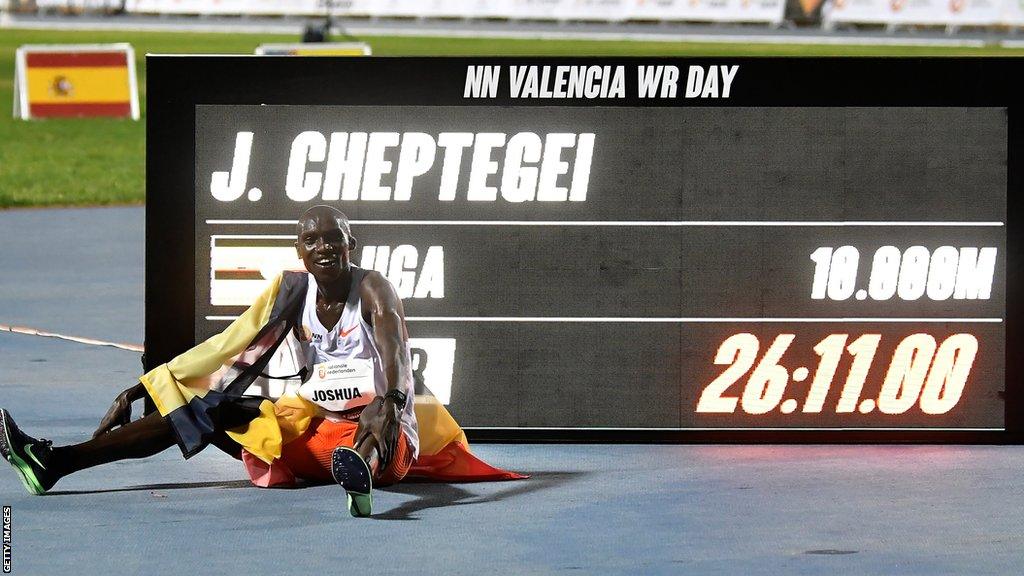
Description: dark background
xmin=148 ymin=57 xmax=1021 ymax=442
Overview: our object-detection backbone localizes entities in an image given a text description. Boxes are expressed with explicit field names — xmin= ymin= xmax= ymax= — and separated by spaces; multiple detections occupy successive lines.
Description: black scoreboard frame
xmin=146 ymin=56 xmax=1023 ymax=444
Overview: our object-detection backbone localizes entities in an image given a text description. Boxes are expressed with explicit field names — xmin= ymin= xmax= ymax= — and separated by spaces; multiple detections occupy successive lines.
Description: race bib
xmin=298 ymin=359 xmax=376 ymax=412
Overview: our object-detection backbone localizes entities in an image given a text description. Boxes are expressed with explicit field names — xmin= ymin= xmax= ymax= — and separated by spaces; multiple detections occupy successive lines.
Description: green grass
xmin=0 ymin=27 xmax=1022 ymax=207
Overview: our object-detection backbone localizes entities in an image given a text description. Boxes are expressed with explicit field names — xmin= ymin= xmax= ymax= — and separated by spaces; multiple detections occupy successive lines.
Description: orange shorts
xmin=243 ymin=417 xmax=413 ymax=488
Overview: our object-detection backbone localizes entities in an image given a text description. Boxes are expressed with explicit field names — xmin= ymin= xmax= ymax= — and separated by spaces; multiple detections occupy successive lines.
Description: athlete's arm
xmin=361 ymin=270 xmax=412 ymax=395
xmin=358 ymin=271 xmax=412 ymax=468
xmin=93 ymin=382 xmax=146 ymax=437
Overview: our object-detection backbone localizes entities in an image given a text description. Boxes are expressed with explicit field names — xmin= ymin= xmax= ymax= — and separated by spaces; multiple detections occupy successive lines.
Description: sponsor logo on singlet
xmin=301 ymin=325 xmax=324 ymax=343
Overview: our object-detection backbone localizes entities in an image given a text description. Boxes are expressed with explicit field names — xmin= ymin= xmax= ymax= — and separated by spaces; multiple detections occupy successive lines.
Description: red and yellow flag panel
xmin=14 ymin=44 xmax=139 ymax=120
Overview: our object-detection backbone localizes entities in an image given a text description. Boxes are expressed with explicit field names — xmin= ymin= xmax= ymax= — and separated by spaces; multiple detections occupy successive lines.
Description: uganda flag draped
xmin=14 ymin=44 xmax=139 ymax=120
xmin=139 ymin=272 xmax=526 ymax=484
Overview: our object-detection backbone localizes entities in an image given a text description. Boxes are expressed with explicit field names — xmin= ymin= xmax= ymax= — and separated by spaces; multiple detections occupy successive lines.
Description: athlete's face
xmin=295 ymin=214 xmax=354 ymax=285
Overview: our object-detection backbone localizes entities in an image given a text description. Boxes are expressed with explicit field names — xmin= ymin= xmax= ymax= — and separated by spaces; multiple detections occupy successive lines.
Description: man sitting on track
xmin=0 ymin=205 xmax=521 ymax=517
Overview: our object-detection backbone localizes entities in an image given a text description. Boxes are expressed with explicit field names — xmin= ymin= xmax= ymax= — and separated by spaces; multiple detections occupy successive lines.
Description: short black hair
xmin=296 ymin=205 xmax=351 ymax=238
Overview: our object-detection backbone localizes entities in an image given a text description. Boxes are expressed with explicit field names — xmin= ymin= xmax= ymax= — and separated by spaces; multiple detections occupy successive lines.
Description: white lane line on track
xmin=0 ymin=324 xmax=143 ymax=352
xmin=206 ymin=316 xmax=1004 ymax=322
xmin=206 ymin=220 xmax=1006 ymax=227
xmin=467 ymin=426 xmax=1006 ymax=431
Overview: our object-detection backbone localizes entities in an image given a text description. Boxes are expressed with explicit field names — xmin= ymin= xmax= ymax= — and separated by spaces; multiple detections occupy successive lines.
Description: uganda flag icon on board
xmin=13 ymin=43 xmax=140 ymax=120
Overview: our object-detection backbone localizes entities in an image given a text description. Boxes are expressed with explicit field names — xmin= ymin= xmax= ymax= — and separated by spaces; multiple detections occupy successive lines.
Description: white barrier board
xmin=825 ymin=0 xmax=1002 ymax=26
xmin=124 ymin=0 xmax=785 ymax=24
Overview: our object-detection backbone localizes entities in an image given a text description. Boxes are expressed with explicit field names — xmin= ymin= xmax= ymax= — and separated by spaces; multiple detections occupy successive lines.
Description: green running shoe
xmin=0 ymin=409 xmax=57 ymax=495
xmin=331 ymin=446 xmax=372 ymax=517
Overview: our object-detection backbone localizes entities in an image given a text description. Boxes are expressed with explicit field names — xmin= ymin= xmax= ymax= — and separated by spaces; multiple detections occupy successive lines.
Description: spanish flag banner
xmin=14 ymin=43 xmax=140 ymax=120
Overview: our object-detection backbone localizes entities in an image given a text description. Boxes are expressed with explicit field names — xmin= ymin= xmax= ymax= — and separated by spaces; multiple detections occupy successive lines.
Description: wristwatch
xmin=383 ymin=389 xmax=408 ymax=406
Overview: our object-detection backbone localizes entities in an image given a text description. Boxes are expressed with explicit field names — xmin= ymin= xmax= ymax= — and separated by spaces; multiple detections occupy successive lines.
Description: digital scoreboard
xmin=147 ymin=57 xmax=1021 ymax=442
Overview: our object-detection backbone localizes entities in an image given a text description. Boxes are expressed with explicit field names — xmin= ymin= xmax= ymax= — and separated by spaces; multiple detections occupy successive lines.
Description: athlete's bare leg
xmin=0 ymin=409 xmax=177 ymax=494
xmin=52 ymin=411 xmax=178 ymax=477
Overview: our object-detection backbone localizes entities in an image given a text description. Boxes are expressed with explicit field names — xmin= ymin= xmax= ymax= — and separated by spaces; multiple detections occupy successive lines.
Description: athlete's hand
xmin=93 ymin=383 xmax=145 ymax=438
xmin=356 ymin=396 xmax=402 ymax=471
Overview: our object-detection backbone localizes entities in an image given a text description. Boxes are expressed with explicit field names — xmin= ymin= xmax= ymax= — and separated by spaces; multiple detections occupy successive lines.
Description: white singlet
xmin=299 ymin=268 xmax=419 ymax=457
